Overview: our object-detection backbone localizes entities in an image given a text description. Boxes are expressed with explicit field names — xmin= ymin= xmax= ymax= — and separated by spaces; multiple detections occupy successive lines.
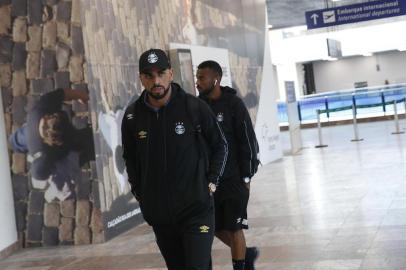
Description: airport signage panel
xmin=305 ymin=0 xmax=406 ymax=29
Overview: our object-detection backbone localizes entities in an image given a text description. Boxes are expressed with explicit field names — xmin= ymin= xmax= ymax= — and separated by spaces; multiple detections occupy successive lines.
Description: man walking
xmin=121 ymin=49 xmax=228 ymax=270
xmin=196 ymin=60 xmax=260 ymax=270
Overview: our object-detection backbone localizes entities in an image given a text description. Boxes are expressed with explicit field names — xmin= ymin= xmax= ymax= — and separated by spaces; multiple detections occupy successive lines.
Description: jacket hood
xmin=221 ymin=86 xmax=237 ymax=95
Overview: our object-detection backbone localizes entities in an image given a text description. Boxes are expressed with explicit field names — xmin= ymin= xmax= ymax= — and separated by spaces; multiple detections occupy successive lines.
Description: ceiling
xmin=265 ymin=0 xmax=375 ymax=29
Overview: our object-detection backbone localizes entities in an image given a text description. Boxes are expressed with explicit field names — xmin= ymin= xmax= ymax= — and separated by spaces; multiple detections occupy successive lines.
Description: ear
xmin=168 ymin=68 xmax=174 ymax=81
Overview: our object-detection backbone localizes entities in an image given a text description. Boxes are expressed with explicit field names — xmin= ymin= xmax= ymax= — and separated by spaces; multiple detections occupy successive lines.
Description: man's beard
xmin=148 ymin=84 xmax=171 ymax=100
xmin=198 ymin=83 xmax=215 ymax=97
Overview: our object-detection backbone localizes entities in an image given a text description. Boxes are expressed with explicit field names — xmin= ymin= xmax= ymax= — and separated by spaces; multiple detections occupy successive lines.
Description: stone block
xmin=12 ymin=174 xmax=28 ymax=201
xmin=26 ymin=214 xmax=43 ymax=242
xmin=56 ymin=0 xmax=71 ymax=21
xmin=28 ymin=190 xmax=45 ymax=214
xmin=69 ymin=56 xmax=83 ymax=83
xmin=60 ymin=199 xmax=75 ymax=217
xmin=26 ymin=52 xmax=40 ymax=79
xmin=40 ymin=49 xmax=56 ymax=78
xmin=91 ymin=178 xmax=100 ymax=205
xmin=12 ymin=42 xmax=26 ymax=71
xmin=42 ymin=0 xmax=58 ymax=6
xmin=26 ymin=26 xmax=42 ymax=52
xmin=0 ymin=5 xmax=11 ymax=35
xmin=11 ymin=0 xmax=26 ymax=17
xmin=0 ymin=0 xmax=11 ymax=6
xmin=42 ymin=4 xmax=53 ymax=22
xmin=44 ymin=203 xmax=60 ymax=227
xmin=42 ymin=21 xmax=56 ymax=49
xmin=57 ymin=21 xmax=69 ymax=43
xmin=59 ymin=217 xmax=73 ymax=242
xmin=4 ymin=112 xmax=11 ymax=135
xmin=12 ymin=17 xmax=26 ymax=42
xmin=25 ymin=242 xmax=42 ymax=248
xmin=14 ymin=201 xmax=27 ymax=232
xmin=43 ymin=227 xmax=59 ymax=246
xmin=76 ymin=170 xmax=90 ymax=199
xmin=12 ymin=152 xmax=26 ymax=174
xmin=11 ymin=95 xmax=27 ymax=125
xmin=71 ymin=0 xmax=80 ymax=24
xmin=56 ymin=42 xmax=70 ymax=69
xmin=30 ymin=78 xmax=54 ymax=95
xmin=76 ymin=200 xmax=90 ymax=226
xmin=74 ymin=226 xmax=90 ymax=245
xmin=90 ymin=161 xmax=97 ymax=180
xmin=54 ymin=71 xmax=69 ymax=89
xmin=0 ymin=36 xmax=13 ymax=63
xmin=0 ymin=63 xmax=11 ymax=87
xmin=71 ymin=25 xmax=84 ymax=55
xmin=12 ymin=70 xmax=26 ymax=96
xmin=92 ymin=231 xmax=104 ymax=244
xmin=90 ymin=207 xmax=103 ymax=233
xmin=28 ymin=0 xmax=42 ymax=25
xmin=2 ymin=87 xmax=12 ymax=109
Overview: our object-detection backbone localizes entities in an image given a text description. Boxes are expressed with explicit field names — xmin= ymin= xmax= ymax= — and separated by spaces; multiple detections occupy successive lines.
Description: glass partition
xmin=278 ymin=84 xmax=406 ymax=125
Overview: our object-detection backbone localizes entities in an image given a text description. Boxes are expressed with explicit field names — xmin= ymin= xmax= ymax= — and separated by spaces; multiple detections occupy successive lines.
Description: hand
xmin=245 ymin=182 xmax=250 ymax=190
xmin=208 ymin=182 xmax=216 ymax=195
xmin=77 ymin=90 xmax=89 ymax=104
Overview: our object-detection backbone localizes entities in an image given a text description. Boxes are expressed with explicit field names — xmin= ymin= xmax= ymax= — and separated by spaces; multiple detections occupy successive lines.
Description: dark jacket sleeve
xmin=198 ymin=99 xmax=228 ymax=186
xmin=232 ymin=98 xmax=259 ymax=179
xmin=121 ymin=105 xmax=140 ymax=199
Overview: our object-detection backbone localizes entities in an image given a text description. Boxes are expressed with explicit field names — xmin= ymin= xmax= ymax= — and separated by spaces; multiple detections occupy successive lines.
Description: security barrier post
xmin=315 ymin=110 xmax=328 ymax=148
xmin=351 ymin=104 xmax=363 ymax=142
xmin=392 ymin=100 xmax=404 ymax=135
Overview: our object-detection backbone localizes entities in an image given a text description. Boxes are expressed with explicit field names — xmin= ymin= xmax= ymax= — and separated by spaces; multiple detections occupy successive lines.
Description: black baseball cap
xmin=139 ymin=49 xmax=171 ymax=73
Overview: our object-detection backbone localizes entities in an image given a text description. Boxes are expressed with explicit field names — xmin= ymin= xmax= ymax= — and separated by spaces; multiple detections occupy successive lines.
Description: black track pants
xmin=152 ymin=209 xmax=214 ymax=270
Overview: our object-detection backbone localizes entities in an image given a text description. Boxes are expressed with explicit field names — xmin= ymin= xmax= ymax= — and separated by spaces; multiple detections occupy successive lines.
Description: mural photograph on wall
xmin=80 ymin=0 xmax=267 ymax=240
xmin=0 ymin=0 xmax=104 ymax=247
xmin=10 ymin=88 xmax=94 ymax=202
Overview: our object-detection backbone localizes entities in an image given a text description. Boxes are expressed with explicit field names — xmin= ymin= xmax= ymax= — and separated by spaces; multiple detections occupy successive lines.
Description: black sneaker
xmin=245 ymin=247 xmax=259 ymax=270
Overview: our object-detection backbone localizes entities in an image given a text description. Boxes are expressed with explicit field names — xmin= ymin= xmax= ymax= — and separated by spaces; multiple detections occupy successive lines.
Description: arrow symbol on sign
xmin=310 ymin=13 xmax=319 ymax=25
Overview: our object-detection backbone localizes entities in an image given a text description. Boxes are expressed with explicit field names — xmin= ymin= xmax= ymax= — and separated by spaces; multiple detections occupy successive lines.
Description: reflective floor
xmin=3 ymin=120 xmax=406 ymax=269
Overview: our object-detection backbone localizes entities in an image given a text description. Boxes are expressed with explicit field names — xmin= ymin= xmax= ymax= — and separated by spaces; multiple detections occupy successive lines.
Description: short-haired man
xmin=121 ymin=49 xmax=228 ymax=270
xmin=196 ymin=60 xmax=260 ymax=270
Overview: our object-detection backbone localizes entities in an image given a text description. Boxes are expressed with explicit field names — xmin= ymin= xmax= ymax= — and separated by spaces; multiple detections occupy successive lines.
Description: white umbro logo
xmin=127 ymin=114 xmax=134 ymax=120
xmin=217 ymin=112 xmax=224 ymax=122
xmin=148 ymin=53 xmax=158 ymax=63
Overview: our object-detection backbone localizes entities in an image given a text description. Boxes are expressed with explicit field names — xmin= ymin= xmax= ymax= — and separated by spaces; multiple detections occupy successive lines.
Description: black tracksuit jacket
xmin=200 ymin=86 xmax=259 ymax=181
xmin=121 ymin=83 xmax=228 ymax=225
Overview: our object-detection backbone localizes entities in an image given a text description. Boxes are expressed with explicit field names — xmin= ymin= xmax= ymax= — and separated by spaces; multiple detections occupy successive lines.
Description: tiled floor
xmin=3 ymin=120 xmax=406 ymax=269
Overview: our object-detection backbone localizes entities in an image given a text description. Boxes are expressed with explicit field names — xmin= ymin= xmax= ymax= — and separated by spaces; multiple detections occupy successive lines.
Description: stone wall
xmin=0 ymin=0 xmax=103 ymax=247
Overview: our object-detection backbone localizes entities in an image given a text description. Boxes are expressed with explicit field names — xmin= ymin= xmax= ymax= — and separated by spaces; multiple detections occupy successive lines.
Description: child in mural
xmin=9 ymin=88 xmax=95 ymax=202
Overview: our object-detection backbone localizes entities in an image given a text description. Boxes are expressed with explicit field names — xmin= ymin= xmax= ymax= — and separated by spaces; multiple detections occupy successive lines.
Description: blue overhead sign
xmin=305 ymin=0 xmax=406 ymax=29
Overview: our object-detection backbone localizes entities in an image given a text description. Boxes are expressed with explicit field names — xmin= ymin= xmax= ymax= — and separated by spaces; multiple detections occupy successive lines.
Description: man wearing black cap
xmin=196 ymin=60 xmax=260 ymax=270
xmin=121 ymin=49 xmax=228 ymax=270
